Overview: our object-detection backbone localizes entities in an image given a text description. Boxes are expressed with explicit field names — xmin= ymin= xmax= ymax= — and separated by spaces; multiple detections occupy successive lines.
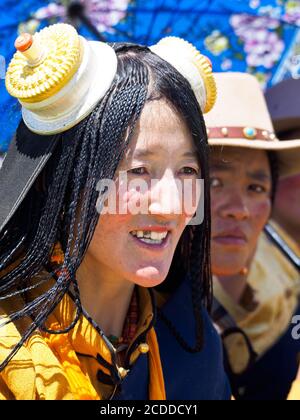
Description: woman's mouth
xmin=130 ymin=230 xmax=170 ymax=249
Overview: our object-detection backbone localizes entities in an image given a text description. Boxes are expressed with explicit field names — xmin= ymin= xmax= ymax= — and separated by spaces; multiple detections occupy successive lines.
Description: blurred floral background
xmin=0 ymin=0 xmax=300 ymax=154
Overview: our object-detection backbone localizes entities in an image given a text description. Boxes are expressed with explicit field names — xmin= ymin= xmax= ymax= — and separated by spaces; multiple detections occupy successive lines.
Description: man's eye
xmin=210 ymin=178 xmax=222 ymax=188
xmin=249 ymin=184 xmax=267 ymax=194
xmin=128 ymin=167 xmax=148 ymax=175
xmin=180 ymin=167 xmax=199 ymax=175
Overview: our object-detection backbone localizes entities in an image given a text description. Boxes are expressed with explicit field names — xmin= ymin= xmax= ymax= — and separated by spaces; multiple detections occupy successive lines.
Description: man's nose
xmin=219 ymin=191 xmax=250 ymax=221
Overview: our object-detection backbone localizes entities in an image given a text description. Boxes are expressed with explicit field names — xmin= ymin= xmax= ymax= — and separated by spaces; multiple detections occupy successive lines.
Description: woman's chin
xmin=132 ymin=266 xmax=167 ymax=288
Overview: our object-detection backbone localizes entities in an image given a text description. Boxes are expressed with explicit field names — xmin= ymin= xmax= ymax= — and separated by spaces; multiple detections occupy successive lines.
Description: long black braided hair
xmin=0 ymin=43 xmax=212 ymax=370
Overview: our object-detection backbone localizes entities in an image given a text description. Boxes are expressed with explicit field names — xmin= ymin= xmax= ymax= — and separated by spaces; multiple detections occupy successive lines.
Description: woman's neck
xmin=76 ymin=253 xmax=135 ymax=338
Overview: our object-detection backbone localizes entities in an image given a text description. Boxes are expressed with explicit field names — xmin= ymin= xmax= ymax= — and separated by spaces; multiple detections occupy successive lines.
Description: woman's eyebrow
xmin=181 ymin=151 xmax=199 ymax=159
xmin=133 ymin=149 xmax=198 ymax=159
xmin=132 ymin=149 xmax=156 ymax=159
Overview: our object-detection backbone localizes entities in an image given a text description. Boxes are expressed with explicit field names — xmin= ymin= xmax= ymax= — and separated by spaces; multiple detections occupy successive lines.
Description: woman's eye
xmin=128 ymin=167 xmax=148 ymax=175
xmin=248 ymin=184 xmax=267 ymax=194
xmin=210 ymin=177 xmax=222 ymax=188
xmin=180 ymin=167 xmax=199 ymax=176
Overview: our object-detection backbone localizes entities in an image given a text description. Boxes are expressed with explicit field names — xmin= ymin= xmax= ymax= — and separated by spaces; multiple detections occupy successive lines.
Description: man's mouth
xmin=213 ymin=229 xmax=247 ymax=246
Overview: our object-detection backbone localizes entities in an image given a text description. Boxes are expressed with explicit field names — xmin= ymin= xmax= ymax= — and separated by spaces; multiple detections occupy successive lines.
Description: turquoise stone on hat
xmin=243 ymin=127 xmax=257 ymax=139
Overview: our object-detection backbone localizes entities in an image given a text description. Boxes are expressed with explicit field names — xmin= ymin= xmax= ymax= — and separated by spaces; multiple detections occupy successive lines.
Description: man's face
xmin=210 ymin=147 xmax=272 ymax=277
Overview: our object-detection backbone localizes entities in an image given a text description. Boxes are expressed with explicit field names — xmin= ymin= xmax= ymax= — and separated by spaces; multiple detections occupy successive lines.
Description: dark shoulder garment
xmin=114 ymin=277 xmax=231 ymax=400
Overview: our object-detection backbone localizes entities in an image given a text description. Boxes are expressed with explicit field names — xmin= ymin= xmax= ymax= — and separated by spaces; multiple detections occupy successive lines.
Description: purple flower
xmin=34 ymin=0 xmax=130 ymax=33
xmin=230 ymin=14 xmax=285 ymax=69
xmin=283 ymin=12 xmax=300 ymax=26
xmin=81 ymin=0 xmax=130 ymax=33
xmin=34 ymin=3 xmax=66 ymax=20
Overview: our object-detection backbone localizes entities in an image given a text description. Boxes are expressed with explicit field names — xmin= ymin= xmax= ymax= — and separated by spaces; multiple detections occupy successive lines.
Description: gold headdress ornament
xmin=5 ymin=23 xmax=118 ymax=134
xmin=150 ymin=37 xmax=217 ymax=113
xmin=6 ymin=25 xmax=82 ymax=103
xmin=6 ymin=25 xmax=216 ymax=135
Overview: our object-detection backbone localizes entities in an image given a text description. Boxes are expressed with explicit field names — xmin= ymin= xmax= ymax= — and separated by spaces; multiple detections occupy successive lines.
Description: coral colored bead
xmin=15 ymin=33 xmax=33 ymax=52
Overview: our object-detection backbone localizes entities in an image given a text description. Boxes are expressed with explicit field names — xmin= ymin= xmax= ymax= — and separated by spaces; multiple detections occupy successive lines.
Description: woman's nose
xmin=148 ymin=174 xmax=182 ymax=218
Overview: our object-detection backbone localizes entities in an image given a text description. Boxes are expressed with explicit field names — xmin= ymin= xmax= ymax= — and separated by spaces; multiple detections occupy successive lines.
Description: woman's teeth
xmin=130 ymin=230 xmax=169 ymax=245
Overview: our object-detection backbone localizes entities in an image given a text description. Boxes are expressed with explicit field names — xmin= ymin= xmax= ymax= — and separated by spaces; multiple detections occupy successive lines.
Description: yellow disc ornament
xmin=6 ymin=24 xmax=83 ymax=103
xmin=150 ymin=37 xmax=217 ymax=113
xmin=5 ymin=23 xmax=118 ymax=134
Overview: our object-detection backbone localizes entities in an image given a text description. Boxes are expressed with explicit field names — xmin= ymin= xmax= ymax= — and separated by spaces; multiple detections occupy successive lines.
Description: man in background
xmin=265 ymin=78 xmax=300 ymax=257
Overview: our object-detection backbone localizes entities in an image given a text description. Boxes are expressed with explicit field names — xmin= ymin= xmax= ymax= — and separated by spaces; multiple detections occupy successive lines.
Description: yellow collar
xmin=0 ymin=268 xmax=166 ymax=400
xmin=43 ymin=282 xmax=165 ymax=399
xmin=44 ymin=284 xmax=155 ymax=367
xmin=32 ymin=272 xmax=166 ymax=400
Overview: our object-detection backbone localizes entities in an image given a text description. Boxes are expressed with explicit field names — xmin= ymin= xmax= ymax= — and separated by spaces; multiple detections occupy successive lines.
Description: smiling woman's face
xmin=86 ymin=100 xmax=201 ymax=288
xmin=210 ymin=147 xmax=272 ymax=277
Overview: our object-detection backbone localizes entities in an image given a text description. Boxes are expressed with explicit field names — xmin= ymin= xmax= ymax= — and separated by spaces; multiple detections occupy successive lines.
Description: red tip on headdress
xmin=15 ymin=33 xmax=33 ymax=52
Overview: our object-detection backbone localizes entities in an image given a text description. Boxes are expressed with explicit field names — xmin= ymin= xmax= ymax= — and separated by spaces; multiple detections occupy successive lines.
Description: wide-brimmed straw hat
xmin=204 ymin=72 xmax=300 ymax=178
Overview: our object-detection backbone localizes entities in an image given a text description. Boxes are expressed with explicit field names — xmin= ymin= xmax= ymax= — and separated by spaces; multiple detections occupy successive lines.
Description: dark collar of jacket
xmin=114 ymin=277 xmax=231 ymax=400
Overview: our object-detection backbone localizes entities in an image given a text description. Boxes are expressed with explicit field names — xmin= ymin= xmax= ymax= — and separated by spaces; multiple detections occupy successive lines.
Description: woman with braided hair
xmin=205 ymin=72 xmax=300 ymax=400
xmin=0 ymin=24 xmax=230 ymax=400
